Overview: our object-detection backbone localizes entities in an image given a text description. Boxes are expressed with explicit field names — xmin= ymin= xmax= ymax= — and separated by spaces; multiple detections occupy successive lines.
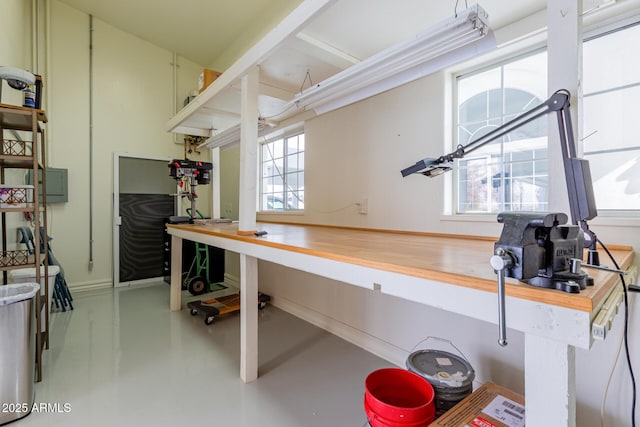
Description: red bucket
xmin=364 ymin=368 xmax=436 ymax=427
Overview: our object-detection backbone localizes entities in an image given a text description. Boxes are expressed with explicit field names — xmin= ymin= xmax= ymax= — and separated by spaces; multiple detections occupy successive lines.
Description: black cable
xmin=598 ymin=238 xmax=636 ymax=427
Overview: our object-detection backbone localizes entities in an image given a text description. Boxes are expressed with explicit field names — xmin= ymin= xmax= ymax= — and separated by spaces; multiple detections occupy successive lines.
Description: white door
xmin=113 ymin=153 xmax=176 ymax=287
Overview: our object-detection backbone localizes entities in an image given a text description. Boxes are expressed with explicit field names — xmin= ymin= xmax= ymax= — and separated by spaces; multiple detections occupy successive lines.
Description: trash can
xmin=0 ymin=283 xmax=40 ymax=425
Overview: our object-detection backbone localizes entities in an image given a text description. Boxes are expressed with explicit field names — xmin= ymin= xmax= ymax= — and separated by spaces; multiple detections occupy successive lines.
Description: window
xmin=455 ymin=51 xmax=548 ymax=214
xmin=453 ymin=20 xmax=640 ymax=215
xmin=583 ymin=22 xmax=640 ymax=211
xmin=260 ymin=133 xmax=305 ymax=211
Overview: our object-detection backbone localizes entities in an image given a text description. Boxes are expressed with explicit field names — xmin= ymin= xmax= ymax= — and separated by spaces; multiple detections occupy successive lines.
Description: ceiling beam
xmin=230 ymin=81 xmax=295 ymax=101
xmin=167 ymin=0 xmax=339 ymax=133
xmin=294 ymin=32 xmax=361 ymax=69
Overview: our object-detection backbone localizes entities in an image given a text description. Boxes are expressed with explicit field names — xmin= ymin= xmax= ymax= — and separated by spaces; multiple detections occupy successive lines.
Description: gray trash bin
xmin=0 ymin=282 xmax=40 ymax=425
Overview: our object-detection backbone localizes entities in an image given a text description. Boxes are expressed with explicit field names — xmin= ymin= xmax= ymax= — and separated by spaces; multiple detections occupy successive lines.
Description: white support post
xmin=238 ymin=66 xmax=260 ymax=235
xmin=525 ymin=334 xmax=576 ymax=426
xmin=547 ymin=0 xmax=582 ymax=214
xmin=539 ymin=4 xmax=580 ymax=424
xmin=240 ymin=254 xmax=259 ymax=382
xmin=212 ymin=147 xmax=221 ymax=219
xmin=170 ymin=235 xmax=183 ymax=311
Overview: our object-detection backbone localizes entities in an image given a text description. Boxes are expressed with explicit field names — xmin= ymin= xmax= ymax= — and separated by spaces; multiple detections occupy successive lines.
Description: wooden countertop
xmin=167 ymin=221 xmax=634 ymax=313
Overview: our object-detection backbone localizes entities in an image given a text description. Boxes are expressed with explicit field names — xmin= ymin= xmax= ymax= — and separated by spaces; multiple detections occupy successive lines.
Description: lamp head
xmin=401 ymin=157 xmax=453 ymax=177
xmin=420 ymin=163 xmax=453 ymax=177
xmin=0 ymin=66 xmax=36 ymax=90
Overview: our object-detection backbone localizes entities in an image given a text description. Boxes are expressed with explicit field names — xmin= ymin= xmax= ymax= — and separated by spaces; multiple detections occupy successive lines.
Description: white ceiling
xmin=58 ymin=0 xmax=551 ymax=69
xmin=58 ymin=0 xmax=618 ymax=135
xmin=57 ymin=0 xmax=304 ymax=66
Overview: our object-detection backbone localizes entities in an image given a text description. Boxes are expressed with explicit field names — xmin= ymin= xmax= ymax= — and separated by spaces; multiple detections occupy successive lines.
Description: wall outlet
xmin=358 ymin=198 xmax=368 ymax=215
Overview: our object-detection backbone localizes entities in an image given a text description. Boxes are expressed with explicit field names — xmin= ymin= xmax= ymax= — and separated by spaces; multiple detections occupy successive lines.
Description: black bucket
xmin=406 ymin=339 xmax=475 ymax=416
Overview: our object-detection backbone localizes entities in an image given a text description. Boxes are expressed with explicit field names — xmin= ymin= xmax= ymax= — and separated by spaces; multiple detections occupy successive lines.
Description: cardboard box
xmin=429 ymin=382 xmax=525 ymax=427
xmin=198 ymin=68 xmax=222 ymax=93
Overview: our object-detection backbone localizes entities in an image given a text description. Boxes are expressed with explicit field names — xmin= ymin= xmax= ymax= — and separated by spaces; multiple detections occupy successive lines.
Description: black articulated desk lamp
xmin=402 ymin=89 xmax=612 ymax=346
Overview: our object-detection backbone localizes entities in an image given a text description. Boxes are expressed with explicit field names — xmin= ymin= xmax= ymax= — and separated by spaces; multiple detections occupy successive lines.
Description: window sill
xmin=440 ymin=213 xmax=640 ymax=228
xmin=440 ymin=214 xmax=499 ymax=223
xmin=257 ymin=210 xmax=305 ymax=220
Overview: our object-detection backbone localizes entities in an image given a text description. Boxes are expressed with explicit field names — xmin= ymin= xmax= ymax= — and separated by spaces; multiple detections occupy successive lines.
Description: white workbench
xmin=166 ymin=221 xmax=633 ymax=427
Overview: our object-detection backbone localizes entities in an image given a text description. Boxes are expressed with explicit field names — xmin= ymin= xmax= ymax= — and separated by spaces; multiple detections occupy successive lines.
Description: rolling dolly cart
xmin=188 ymin=292 xmax=271 ymax=325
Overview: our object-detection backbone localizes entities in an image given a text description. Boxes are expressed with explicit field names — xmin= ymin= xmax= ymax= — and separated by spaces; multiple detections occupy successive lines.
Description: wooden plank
xmin=166 ymin=222 xmax=634 ymax=313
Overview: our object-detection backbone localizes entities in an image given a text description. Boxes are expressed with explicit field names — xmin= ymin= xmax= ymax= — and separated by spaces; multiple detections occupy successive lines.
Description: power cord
xmin=600 ymin=314 xmax=626 ymax=427
xmin=598 ymin=238 xmax=636 ymax=427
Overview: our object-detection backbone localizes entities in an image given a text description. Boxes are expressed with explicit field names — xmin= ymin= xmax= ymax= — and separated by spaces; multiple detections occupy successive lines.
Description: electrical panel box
xmin=26 ymin=167 xmax=68 ymax=203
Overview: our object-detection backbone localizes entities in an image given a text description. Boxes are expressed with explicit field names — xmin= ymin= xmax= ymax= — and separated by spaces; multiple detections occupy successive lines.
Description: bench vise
xmin=490 ymin=212 xmax=594 ymax=346
xmin=493 ymin=212 xmax=593 ymax=293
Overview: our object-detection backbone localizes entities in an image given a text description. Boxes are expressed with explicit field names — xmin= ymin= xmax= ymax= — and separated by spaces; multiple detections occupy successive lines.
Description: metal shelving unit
xmin=0 ymin=103 xmax=49 ymax=382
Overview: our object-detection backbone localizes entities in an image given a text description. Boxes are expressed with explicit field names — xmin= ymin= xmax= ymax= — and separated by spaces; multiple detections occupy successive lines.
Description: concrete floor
xmin=12 ymin=283 xmax=391 ymax=427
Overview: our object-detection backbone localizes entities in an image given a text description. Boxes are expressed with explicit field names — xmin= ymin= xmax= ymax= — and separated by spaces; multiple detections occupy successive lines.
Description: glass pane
xmin=273 ymin=157 xmax=284 ymax=175
xmin=286 ymin=154 xmax=297 ymax=171
xmin=457 ymin=68 xmax=501 ymax=121
xmin=265 ymin=192 xmax=285 ymax=211
xmin=504 ymin=89 xmax=543 ymax=115
xmin=262 ymin=177 xmax=273 ymax=193
xmin=287 ymin=137 xmax=298 ymax=155
xmin=503 ymin=51 xmax=547 ymax=106
xmin=262 ymin=160 xmax=274 ymax=177
xmin=585 ymin=149 xmax=640 ymax=210
xmin=261 ymin=194 xmax=269 ymax=210
xmin=286 ymin=172 xmax=298 ymax=190
xmin=288 ymin=190 xmax=304 ymax=210
xmin=273 ymin=139 xmax=284 ymax=159
xmin=458 ymin=88 xmax=503 ymax=123
xmin=503 ymin=137 xmax=547 ymax=160
xmin=457 ymin=157 xmax=492 ymax=213
xmin=583 ymin=88 xmax=640 ymax=153
xmin=298 ymin=134 xmax=305 ymax=151
xmin=262 ymin=143 xmax=272 ymax=160
xmin=458 ymin=118 xmax=503 ymax=148
xmin=272 ymin=174 xmax=283 ymax=189
xmin=584 ymin=24 xmax=640 ymax=94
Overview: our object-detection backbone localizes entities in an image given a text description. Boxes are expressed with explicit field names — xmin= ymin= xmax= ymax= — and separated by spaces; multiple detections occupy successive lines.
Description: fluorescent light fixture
xmin=285 ymin=4 xmax=495 ymax=115
xmin=201 ymin=119 xmax=274 ymax=149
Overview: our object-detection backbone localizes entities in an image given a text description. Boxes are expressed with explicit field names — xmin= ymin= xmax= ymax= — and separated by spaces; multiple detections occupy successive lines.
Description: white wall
xmin=0 ymin=0 xmax=33 ymax=255
xmin=244 ymin=19 xmax=640 ymax=427
xmin=0 ymin=1 xmax=32 ymax=106
xmin=44 ymin=0 xmax=210 ymax=288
